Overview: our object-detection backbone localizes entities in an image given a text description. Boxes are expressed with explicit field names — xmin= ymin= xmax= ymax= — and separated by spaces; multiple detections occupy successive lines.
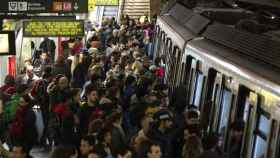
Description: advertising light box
xmin=23 ymin=20 xmax=85 ymax=37
xmin=0 ymin=31 xmax=16 ymax=56
xmin=95 ymin=0 xmax=119 ymax=6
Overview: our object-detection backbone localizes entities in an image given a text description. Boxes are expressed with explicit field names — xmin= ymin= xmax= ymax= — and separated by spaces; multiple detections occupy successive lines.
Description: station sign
xmin=0 ymin=0 xmax=88 ymax=13
xmin=95 ymin=0 xmax=119 ymax=6
xmin=0 ymin=31 xmax=16 ymax=56
xmin=23 ymin=20 xmax=85 ymax=37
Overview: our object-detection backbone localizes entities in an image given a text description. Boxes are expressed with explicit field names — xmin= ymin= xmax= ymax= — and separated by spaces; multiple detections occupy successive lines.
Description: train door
xmin=209 ymin=72 xmax=223 ymax=132
xmin=251 ymin=107 xmax=270 ymax=158
xmin=163 ymin=38 xmax=173 ymax=84
xmin=172 ymin=47 xmax=181 ymax=89
xmin=201 ymin=68 xmax=217 ymax=132
xmin=213 ymin=75 xmax=235 ymax=150
xmin=152 ymin=26 xmax=161 ymax=60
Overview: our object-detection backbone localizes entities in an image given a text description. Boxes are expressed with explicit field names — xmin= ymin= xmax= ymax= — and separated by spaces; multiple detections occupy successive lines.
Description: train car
xmin=153 ymin=3 xmax=209 ymax=91
xmin=154 ymin=3 xmax=280 ymax=158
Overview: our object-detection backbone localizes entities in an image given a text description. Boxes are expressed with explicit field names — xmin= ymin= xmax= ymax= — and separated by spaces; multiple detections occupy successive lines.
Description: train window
xmin=267 ymin=120 xmax=277 ymax=158
xmin=243 ymin=99 xmax=250 ymax=122
xmin=193 ymin=72 xmax=204 ymax=107
xmin=254 ymin=136 xmax=267 ymax=158
xmin=258 ymin=115 xmax=270 ymax=135
xmin=252 ymin=110 xmax=270 ymax=158
xmin=218 ymin=89 xmax=233 ymax=136
xmin=276 ymin=127 xmax=280 ymax=158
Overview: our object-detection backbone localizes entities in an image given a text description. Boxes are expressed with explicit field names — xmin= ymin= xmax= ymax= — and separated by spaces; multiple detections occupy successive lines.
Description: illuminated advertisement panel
xmin=23 ymin=20 xmax=85 ymax=37
xmin=95 ymin=0 xmax=118 ymax=5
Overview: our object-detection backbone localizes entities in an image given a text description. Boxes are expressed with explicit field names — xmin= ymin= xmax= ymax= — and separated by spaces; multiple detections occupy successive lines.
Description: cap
xmin=154 ymin=110 xmax=172 ymax=121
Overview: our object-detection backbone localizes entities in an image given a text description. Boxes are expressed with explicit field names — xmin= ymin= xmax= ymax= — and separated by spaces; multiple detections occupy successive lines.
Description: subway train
xmin=153 ymin=3 xmax=280 ymax=158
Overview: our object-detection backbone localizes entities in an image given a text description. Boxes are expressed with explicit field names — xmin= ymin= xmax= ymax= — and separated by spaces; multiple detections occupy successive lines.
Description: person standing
xmin=39 ymin=37 xmax=56 ymax=63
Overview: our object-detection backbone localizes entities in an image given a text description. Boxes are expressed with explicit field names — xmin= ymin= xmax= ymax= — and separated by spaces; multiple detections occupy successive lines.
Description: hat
xmin=149 ymin=65 xmax=157 ymax=71
xmin=154 ymin=110 xmax=172 ymax=121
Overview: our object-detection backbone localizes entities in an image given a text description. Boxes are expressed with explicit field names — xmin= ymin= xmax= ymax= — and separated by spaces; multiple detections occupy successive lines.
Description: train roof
xmin=187 ymin=38 xmax=280 ymax=96
xmin=157 ymin=3 xmax=210 ymax=49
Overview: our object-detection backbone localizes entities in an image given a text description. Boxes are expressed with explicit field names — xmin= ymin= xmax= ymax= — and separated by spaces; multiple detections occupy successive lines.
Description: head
xmin=10 ymin=143 xmax=29 ymax=158
xmin=80 ymin=135 xmax=96 ymax=157
xmin=4 ymin=75 xmax=15 ymax=85
xmin=86 ymin=85 xmax=99 ymax=104
xmin=19 ymin=94 xmax=32 ymax=107
xmin=58 ymin=76 xmax=69 ymax=90
xmin=50 ymin=145 xmax=78 ymax=158
xmin=184 ymin=109 xmax=200 ymax=125
xmin=202 ymin=133 xmax=219 ymax=151
xmin=141 ymin=141 xmax=161 ymax=158
xmin=154 ymin=110 xmax=173 ymax=130
xmin=230 ymin=120 xmax=245 ymax=139
xmin=70 ymin=88 xmax=81 ymax=103
xmin=88 ymin=152 xmax=102 ymax=158
xmin=97 ymin=127 xmax=112 ymax=144
xmin=106 ymin=111 xmax=122 ymax=126
xmin=117 ymin=147 xmax=132 ymax=158
xmin=40 ymin=52 xmax=49 ymax=60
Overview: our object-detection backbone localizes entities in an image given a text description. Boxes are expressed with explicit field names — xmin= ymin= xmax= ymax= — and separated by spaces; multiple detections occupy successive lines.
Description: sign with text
xmin=95 ymin=0 xmax=118 ymax=5
xmin=0 ymin=0 xmax=88 ymax=13
xmin=0 ymin=31 xmax=16 ymax=56
xmin=23 ymin=20 xmax=85 ymax=37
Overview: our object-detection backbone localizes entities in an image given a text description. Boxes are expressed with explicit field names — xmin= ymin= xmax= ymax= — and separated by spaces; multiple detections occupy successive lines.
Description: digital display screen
xmin=95 ymin=0 xmax=118 ymax=5
xmin=1 ymin=0 xmax=88 ymax=13
xmin=0 ymin=31 xmax=15 ymax=56
xmin=23 ymin=20 xmax=85 ymax=37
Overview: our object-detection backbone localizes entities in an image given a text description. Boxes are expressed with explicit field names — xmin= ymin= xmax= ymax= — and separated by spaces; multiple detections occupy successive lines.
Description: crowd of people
xmin=0 ymin=15 xmax=239 ymax=158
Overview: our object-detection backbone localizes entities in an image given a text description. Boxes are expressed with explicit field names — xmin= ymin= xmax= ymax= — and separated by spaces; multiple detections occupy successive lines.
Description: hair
xmin=49 ymin=145 xmax=77 ymax=158
xmin=69 ymin=88 xmax=81 ymax=98
xmin=183 ymin=135 xmax=202 ymax=158
xmin=88 ymin=119 xmax=104 ymax=134
xmin=81 ymin=135 xmax=96 ymax=146
xmin=4 ymin=75 xmax=15 ymax=85
xmin=97 ymin=126 xmax=112 ymax=143
xmin=230 ymin=120 xmax=245 ymax=131
xmin=11 ymin=142 xmax=29 ymax=154
xmin=85 ymin=84 xmax=99 ymax=97
xmin=21 ymin=93 xmax=32 ymax=105
xmin=105 ymin=110 xmax=122 ymax=125
xmin=202 ymin=133 xmax=219 ymax=150
xmin=138 ymin=140 xmax=161 ymax=158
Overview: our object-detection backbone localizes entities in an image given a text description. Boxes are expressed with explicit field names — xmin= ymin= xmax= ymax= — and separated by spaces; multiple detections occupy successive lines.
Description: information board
xmin=95 ymin=0 xmax=118 ymax=5
xmin=0 ymin=0 xmax=88 ymax=13
xmin=0 ymin=31 xmax=16 ymax=56
xmin=23 ymin=20 xmax=85 ymax=37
